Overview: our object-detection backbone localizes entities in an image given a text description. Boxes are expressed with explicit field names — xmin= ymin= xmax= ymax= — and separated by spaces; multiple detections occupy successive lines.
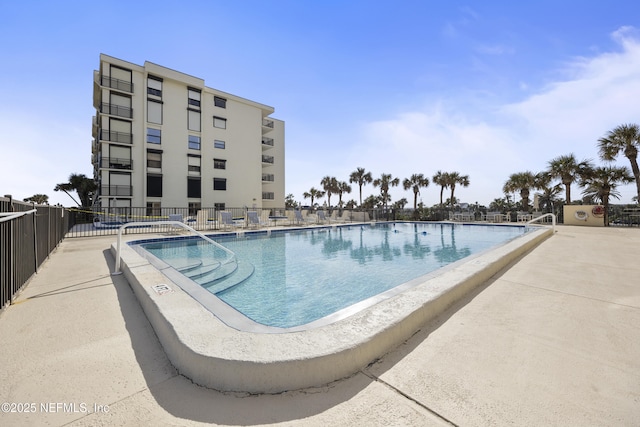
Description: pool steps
xmin=204 ymin=261 xmax=255 ymax=294
xmin=179 ymin=262 xmax=222 ymax=280
xmin=176 ymin=259 xmax=256 ymax=294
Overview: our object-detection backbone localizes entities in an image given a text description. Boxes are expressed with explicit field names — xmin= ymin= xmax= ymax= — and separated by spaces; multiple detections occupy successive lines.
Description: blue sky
xmin=2 ymin=1 xmax=640 ymax=207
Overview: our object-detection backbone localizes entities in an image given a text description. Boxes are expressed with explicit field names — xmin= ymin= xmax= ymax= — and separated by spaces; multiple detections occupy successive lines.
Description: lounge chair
xmin=220 ymin=211 xmax=240 ymax=230
xmin=294 ymin=210 xmax=313 ymax=225
xmin=195 ymin=209 xmax=216 ymax=230
xmin=247 ymin=211 xmax=266 ymax=228
xmin=317 ymin=210 xmax=329 ymax=224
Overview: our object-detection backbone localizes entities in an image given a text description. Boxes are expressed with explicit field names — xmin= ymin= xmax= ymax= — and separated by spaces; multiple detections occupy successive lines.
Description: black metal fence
xmin=63 ymin=205 xmax=549 ymax=238
xmin=1 ymin=197 xmax=68 ymax=313
xmin=66 ymin=206 xmax=394 ymax=238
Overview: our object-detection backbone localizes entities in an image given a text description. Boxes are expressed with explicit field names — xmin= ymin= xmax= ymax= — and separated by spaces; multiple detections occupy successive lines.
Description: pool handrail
xmin=112 ymin=220 xmax=236 ymax=275
xmin=526 ymin=213 xmax=556 ymax=233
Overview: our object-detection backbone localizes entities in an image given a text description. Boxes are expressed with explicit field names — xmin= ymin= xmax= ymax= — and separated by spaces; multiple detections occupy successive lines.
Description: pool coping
xmin=112 ymin=223 xmax=553 ymax=393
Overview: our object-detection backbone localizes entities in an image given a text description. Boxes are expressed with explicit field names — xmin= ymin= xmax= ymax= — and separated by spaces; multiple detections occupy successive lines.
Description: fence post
xmin=32 ymin=202 xmax=38 ymax=273
xmin=5 ymin=195 xmax=14 ymax=303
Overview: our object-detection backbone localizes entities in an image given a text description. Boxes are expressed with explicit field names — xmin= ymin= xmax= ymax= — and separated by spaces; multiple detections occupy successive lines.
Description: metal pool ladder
xmin=112 ymin=221 xmax=237 ymax=275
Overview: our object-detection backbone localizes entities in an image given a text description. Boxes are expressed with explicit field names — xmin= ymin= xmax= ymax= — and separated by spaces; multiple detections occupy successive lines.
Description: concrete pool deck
xmin=0 ymin=225 xmax=639 ymax=425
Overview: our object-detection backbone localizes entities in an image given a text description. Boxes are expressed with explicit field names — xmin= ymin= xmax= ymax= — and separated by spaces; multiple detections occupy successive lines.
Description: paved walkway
xmin=0 ymin=225 xmax=638 ymax=426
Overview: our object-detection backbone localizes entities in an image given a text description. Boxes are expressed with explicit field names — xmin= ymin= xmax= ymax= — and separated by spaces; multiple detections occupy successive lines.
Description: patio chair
xmin=195 ymin=209 xmax=216 ymax=230
xmin=247 ymin=211 xmax=265 ymax=228
xmin=220 ymin=211 xmax=240 ymax=230
xmin=294 ymin=210 xmax=313 ymax=225
xmin=317 ymin=210 xmax=329 ymax=224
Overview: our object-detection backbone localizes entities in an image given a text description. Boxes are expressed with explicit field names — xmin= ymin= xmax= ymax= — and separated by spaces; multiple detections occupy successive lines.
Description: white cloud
xmin=291 ymin=27 xmax=640 ymax=206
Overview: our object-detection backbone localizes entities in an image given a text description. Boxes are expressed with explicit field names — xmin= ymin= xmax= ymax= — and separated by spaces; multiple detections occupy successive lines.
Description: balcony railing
xmin=262 ymin=192 xmax=275 ymax=200
xmin=262 ymin=174 xmax=274 ymax=182
xmin=100 ymin=102 xmax=133 ymax=119
xmin=99 ymin=129 xmax=133 ymax=144
xmin=101 ymin=75 xmax=134 ymax=93
xmin=262 ymin=118 xmax=274 ymax=128
xmin=262 ymin=137 xmax=274 ymax=146
xmin=100 ymin=157 xmax=133 ymax=170
xmin=261 ymin=155 xmax=274 ymax=164
xmin=101 ymin=185 xmax=132 ymax=196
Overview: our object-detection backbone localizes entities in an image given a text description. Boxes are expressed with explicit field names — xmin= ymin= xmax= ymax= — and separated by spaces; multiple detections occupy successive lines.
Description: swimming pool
xmin=116 ymin=221 xmax=551 ymax=392
xmin=132 ymin=222 xmax=529 ymax=329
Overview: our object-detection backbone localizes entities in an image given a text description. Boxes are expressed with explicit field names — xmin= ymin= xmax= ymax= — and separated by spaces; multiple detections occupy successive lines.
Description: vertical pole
xmin=32 ymin=203 xmax=38 ymax=273
xmin=6 ymin=195 xmax=14 ymax=303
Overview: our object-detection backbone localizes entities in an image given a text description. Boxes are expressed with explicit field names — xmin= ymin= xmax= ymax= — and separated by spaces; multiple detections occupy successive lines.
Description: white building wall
xmin=93 ymin=54 xmax=285 ymax=212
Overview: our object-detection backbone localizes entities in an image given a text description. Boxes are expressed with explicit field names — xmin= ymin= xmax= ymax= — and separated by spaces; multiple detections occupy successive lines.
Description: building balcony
xmin=100 ymin=157 xmax=133 ymax=170
xmin=262 ymin=118 xmax=274 ymax=134
xmin=101 ymin=185 xmax=132 ymax=196
xmin=261 ymin=155 xmax=274 ymax=164
xmin=262 ymin=173 xmax=274 ymax=182
xmin=98 ymin=74 xmax=134 ymax=93
xmin=100 ymin=102 xmax=133 ymax=119
xmin=99 ymin=129 xmax=133 ymax=144
xmin=262 ymin=137 xmax=274 ymax=148
xmin=262 ymin=192 xmax=275 ymax=200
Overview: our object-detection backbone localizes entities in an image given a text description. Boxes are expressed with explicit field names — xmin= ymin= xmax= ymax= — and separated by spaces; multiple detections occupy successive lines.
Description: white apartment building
xmin=91 ymin=54 xmax=285 ymax=215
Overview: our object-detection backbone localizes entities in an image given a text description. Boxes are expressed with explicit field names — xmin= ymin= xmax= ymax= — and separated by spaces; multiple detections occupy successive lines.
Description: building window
xmin=188 ymin=88 xmax=201 ymax=108
xmin=188 ymin=135 xmax=201 ymax=150
xmin=214 ymin=202 xmax=225 ymax=210
xmin=108 ymin=65 xmax=133 ymax=92
xmin=213 ymin=178 xmax=227 ymax=191
xmin=214 ymin=96 xmax=226 ymax=108
xmin=147 ymin=174 xmax=163 ymax=197
xmin=213 ymin=158 xmax=226 ymax=169
xmin=213 ymin=116 xmax=227 ymax=129
xmin=188 ymin=177 xmax=201 ymax=198
xmin=147 ymin=128 xmax=161 ymax=144
xmin=214 ymin=140 xmax=225 ymax=149
xmin=147 ymin=99 xmax=162 ymax=124
xmin=146 ymin=202 xmax=161 ymax=217
xmin=147 ymin=75 xmax=163 ymax=97
xmin=262 ymin=192 xmax=275 ymax=200
xmin=147 ymin=150 xmax=162 ymax=169
xmin=188 ymin=109 xmax=201 ymax=132
xmin=188 ymin=202 xmax=201 ymax=216
xmin=188 ymin=155 xmax=201 ymax=174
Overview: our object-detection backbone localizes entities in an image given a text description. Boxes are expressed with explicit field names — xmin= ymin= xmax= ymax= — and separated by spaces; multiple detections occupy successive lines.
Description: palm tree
xmin=502 ymin=171 xmax=539 ymax=211
xmin=303 ymin=187 xmax=325 ymax=208
xmin=349 ymin=167 xmax=373 ymax=206
xmin=597 ymin=123 xmax=640 ymax=202
xmin=373 ymin=173 xmax=400 ymax=209
xmin=432 ymin=171 xmax=449 ymax=206
xmin=445 ymin=172 xmax=470 ymax=210
xmin=581 ymin=166 xmax=633 ymax=226
xmin=23 ymin=194 xmax=49 ymax=205
xmin=320 ymin=176 xmax=339 ymax=208
xmin=403 ymin=174 xmax=430 ymax=210
xmin=547 ymin=154 xmax=594 ymax=204
xmin=535 ymin=173 xmax=563 ymax=214
xmin=336 ymin=181 xmax=352 ymax=207
xmin=54 ymin=173 xmax=97 ymax=207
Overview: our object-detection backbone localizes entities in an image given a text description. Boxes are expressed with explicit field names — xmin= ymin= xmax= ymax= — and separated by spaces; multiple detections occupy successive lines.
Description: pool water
xmin=136 ymin=222 xmax=528 ymax=328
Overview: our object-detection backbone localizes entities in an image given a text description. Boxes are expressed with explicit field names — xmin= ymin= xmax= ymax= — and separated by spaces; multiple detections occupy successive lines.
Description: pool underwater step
xmin=181 ymin=262 xmax=222 ymax=280
xmin=175 ymin=261 xmax=203 ymax=273
xmin=203 ymin=261 xmax=255 ymax=294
